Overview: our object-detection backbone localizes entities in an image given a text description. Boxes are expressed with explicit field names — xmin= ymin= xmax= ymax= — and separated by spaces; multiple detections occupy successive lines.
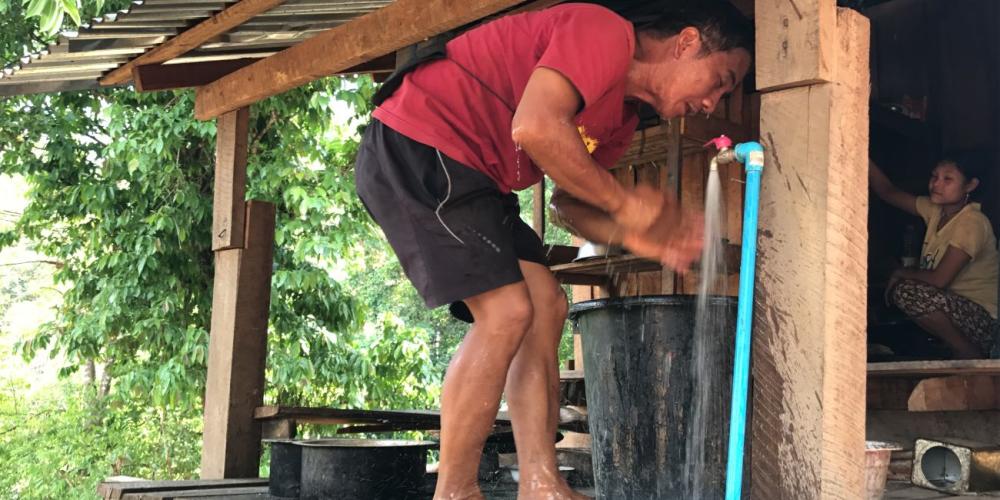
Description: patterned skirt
xmin=890 ymin=279 xmax=996 ymax=355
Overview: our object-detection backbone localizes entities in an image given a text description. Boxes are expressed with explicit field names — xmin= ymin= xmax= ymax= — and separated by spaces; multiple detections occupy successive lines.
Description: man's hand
xmin=615 ymin=185 xmax=704 ymax=272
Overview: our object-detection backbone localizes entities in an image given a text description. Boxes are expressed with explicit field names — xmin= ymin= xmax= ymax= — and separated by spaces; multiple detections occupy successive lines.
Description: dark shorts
xmin=354 ymin=119 xmax=546 ymax=322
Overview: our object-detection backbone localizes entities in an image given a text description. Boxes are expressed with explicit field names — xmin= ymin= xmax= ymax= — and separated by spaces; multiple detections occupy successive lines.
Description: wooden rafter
xmin=132 ymin=53 xmax=396 ymax=92
xmin=99 ymin=0 xmax=287 ymax=86
xmin=193 ymin=0 xmax=527 ymax=120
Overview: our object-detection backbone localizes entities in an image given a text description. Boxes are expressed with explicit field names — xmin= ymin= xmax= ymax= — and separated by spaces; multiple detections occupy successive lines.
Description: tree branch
xmin=0 ymin=259 xmax=64 ymax=268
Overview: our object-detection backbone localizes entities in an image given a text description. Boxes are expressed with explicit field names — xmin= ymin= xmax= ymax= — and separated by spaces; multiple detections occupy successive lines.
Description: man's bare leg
xmin=434 ymin=281 xmax=535 ymax=500
xmin=505 ymin=260 xmax=588 ymax=499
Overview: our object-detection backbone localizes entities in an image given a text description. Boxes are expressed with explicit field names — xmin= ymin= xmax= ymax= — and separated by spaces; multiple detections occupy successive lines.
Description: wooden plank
xmin=907 ymin=375 xmax=1000 ymax=412
xmin=679 ymin=151 xmax=705 ymax=294
xmin=131 ymin=486 xmax=269 ymax=499
xmin=134 ymin=59 xmax=256 ymax=92
xmin=201 ymin=201 xmax=276 ymax=479
xmin=211 ymin=107 xmax=249 ymax=252
xmin=98 ymin=480 xmax=268 ymax=500
xmin=194 ymin=0 xmax=524 ymax=120
xmin=755 ymin=0 xmax=836 ymax=92
xmin=100 ymin=0 xmax=287 ymax=86
xmin=532 ymin=179 xmax=545 ymax=239
xmin=750 ymin=9 xmax=869 ymax=499
xmin=133 ymin=54 xmax=395 ymax=92
xmin=868 ymin=360 xmax=1000 ymax=378
xmin=661 ymin=120 xmax=682 ymax=295
xmin=260 ymin=418 xmax=296 ymax=439
xmin=254 ymin=405 xmax=513 ymax=427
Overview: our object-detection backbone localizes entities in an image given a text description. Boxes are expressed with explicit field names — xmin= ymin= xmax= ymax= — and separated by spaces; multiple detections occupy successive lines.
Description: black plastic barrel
xmin=569 ymin=295 xmax=736 ymax=499
xmin=265 ymin=439 xmax=301 ymax=498
xmin=299 ymin=439 xmax=434 ymax=500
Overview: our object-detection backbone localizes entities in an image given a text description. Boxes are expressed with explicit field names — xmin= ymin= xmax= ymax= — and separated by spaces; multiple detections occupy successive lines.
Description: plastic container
xmin=298 ymin=438 xmax=434 ymax=500
xmin=569 ymin=295 xmax=736 ymax=499
xmin=865 ymin=441 xmax=902 ymax=500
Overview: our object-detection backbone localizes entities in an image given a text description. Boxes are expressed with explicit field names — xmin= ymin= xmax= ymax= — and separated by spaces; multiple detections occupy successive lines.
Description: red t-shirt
xmin=372 ymin=3 xmax=639 ymax=193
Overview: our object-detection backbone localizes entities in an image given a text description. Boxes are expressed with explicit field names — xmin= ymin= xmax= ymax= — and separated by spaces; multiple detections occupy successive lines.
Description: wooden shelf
xmin=867 ymin=359 xmax=1000 ymax=378
xmin=550 ymin=254 xmax=662 ymax=286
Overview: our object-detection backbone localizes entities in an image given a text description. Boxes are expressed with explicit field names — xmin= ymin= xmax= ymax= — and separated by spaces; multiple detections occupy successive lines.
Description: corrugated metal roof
xmin=0 ymin=0 xmax=392 ymax=96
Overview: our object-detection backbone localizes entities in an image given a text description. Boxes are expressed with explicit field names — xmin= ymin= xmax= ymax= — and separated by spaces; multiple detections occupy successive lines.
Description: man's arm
xmin=549 ymin=187 xmax=622 ymax=245
xmin=511 ymin=67 xmax=630 ymax=217
xmin=514 ymin=67 xmax=703 ymax=270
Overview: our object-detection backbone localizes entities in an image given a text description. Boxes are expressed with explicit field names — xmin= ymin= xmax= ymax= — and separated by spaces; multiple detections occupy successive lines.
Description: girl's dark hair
xmin=632 ymin=1 xmax=754 ymax=55
xmin=939 ymin=151 xmax=989 ymax=184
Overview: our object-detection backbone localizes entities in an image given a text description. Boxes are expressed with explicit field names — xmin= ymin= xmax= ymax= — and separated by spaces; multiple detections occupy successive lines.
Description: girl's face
xmin=928 ymin=162 xmax=977 ymax=205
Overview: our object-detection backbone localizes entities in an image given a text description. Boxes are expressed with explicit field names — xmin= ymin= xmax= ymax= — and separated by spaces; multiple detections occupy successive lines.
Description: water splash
xmin=685 ymin=164 xmax=728 ymax=499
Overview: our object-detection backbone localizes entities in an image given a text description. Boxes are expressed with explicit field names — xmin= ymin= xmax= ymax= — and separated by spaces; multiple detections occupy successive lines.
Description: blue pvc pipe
xmin=724 ymin=141 xmax=764 ymax=500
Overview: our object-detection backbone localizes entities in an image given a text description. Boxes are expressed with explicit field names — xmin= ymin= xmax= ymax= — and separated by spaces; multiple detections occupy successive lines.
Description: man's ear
xmin=674 ymin=27 xmax=703 ymax=58
xmin=968 ymin=178 xmax=980 ymax=193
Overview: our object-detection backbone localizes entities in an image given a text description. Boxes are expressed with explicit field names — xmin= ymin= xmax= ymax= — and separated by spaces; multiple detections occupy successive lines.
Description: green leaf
xmin=60 ymin=0 xmax=79 ymax=26
xmin=24 ymin=0 xmax=46 ymax=18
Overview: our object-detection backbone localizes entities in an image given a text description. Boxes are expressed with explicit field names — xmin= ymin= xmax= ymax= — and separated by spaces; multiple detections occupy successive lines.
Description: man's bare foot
xmin=432 ymin=485 xmax=484 ymax=500
xmin=517 ymin=476 xmax=592 ymax=500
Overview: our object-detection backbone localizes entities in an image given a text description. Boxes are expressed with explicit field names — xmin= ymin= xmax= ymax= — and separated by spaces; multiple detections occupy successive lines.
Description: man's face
xmin=645 ymin=29 xmax=752 ymax=119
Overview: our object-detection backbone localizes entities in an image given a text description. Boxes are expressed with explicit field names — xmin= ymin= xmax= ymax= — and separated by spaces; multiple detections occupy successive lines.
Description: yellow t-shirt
xmin=915 ymin=196 xmax=999 ymax=318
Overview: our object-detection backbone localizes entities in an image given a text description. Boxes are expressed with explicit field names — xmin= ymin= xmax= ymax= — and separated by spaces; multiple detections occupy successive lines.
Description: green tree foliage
xmin=0 ymin=76 xmax=446 ymax=409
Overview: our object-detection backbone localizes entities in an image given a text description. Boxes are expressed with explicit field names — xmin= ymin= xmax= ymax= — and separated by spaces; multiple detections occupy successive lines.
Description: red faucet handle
xmin=704 ymin=135 xmax=733 ymax=151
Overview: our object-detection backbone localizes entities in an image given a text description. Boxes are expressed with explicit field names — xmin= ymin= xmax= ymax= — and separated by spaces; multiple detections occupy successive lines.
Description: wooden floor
xmin=885 ymin=481 xmax=1000 ymax=499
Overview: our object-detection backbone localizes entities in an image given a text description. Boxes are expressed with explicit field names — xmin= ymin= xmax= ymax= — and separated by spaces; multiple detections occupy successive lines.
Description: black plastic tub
xmin=298 ymin=438 xmax=435 ymax=500
xmin=569 ymin=295 xmax=736 ymax=500
xmin=264 ymin=439 xmax=301 ymax=498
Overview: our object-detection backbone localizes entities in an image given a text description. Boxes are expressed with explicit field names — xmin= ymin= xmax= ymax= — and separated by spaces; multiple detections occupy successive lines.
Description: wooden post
xmin=532 ymin=179 xmax=545 ymax=240
xmin=750 ymin=7 xmax=869 ymax=498
xmin=202 ymin=201 xmax=276 ymax=478
xmin=212 ymin=108 xmax=249 ymax=251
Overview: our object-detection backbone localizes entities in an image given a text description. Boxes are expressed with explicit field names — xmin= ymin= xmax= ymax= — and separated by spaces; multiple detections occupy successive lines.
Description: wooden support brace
xmin=754 ymin=0 xmax=836 ymax=92
xmin=201 ymin=201 xmax=276 ymax=479
xmin=133 ymin=54 xmax=396 ymax=92
xmin=194 ymin=0 xmax=525 ymax=120
xmin=750 ymin=8 xmax=869 ymax=499
xmin=533 ymin=179 xmax=545 ymax=240
xmin=212 ymin=107 xmax=249 ymax=251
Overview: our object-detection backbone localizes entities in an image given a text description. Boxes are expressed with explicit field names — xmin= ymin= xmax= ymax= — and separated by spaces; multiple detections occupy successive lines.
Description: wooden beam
xmin=750 ymin=8 xmax=869 ymax=499
xmin=201 ymin=201 xmax=276 ymax=479
xmin=868 ymin=359 xmax=1000 ymax=377
xmin=907 ymin=375 xmax=1000 ymax=412
xmin=194 ymin=0 xmax=525 ymax=120
xmin=100 ymin=0 xmax=287 ymax=86
xmin=133 ymin=54 xmax=397 ymax=92
xmin=532 ymin=179 xmax=545 ymax=239
xmin=754 ymin=0 xmax=836 ymax=92
xmin=212 ymin=107 xmax=249 ymax=252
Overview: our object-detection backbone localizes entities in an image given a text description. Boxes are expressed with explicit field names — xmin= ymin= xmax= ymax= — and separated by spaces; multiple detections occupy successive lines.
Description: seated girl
xmin=870 ymin=156 xmax=998 ymax=358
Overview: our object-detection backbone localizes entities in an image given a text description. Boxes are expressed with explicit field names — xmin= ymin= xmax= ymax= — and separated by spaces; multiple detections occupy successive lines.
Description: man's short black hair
xmin=633 ymin=1 xmax=754 ymax=56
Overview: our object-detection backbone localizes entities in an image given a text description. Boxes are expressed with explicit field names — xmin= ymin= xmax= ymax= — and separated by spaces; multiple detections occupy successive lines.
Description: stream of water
xmin=685 ymin=165 xmax=729 ymax=499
